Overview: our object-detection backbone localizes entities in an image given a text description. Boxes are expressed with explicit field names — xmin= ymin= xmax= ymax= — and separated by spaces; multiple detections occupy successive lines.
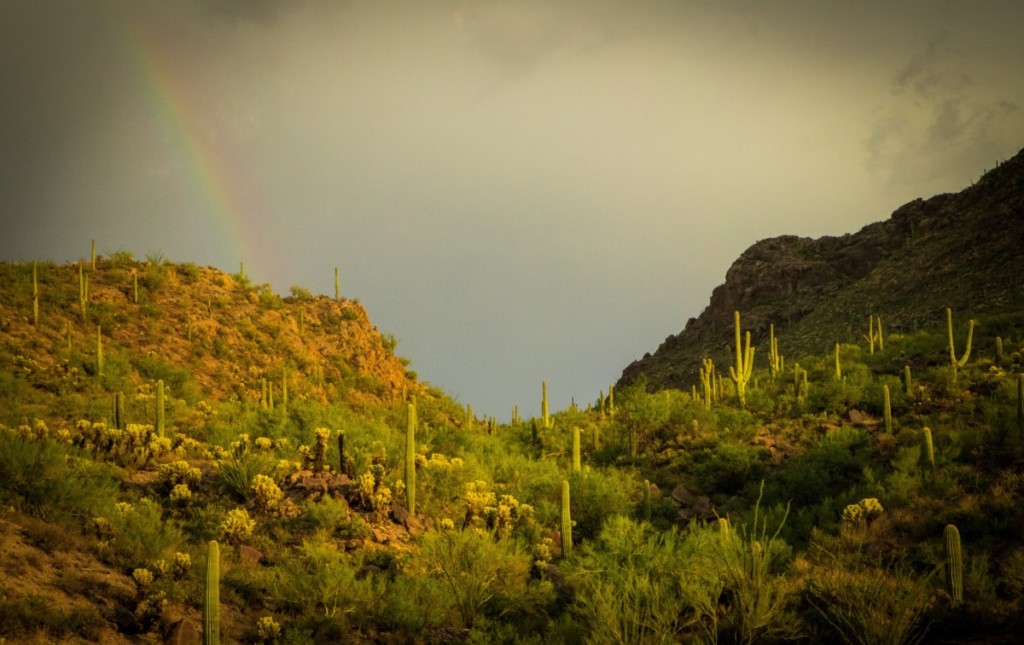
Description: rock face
xmin=620 ymin=147 xmax=1024 ymax=392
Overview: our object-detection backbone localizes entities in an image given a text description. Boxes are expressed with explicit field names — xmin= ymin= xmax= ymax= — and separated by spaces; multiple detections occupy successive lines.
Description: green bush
xmin=0 ymin=430 xmax=118 ymax=521
xmin=414 ymin=528 xmax=532 ymax=628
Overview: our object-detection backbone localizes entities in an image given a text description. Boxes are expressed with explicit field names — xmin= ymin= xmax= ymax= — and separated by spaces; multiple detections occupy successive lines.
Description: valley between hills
xmin=2 ymin=148 xmax=1024 ymax=643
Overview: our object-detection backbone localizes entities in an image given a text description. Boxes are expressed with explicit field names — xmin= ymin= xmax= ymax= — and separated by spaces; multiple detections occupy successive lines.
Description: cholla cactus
xmin=170 ymin=483 xmax=193 ymax=505
xmin=220 ymin=508 xmax=256 ymax=545
xmin=173 ymin=552 xmax=192 ymax=580
xmin=158 ymin=460 xmax=202 ymax=491
xmin=310 ymin=428 xmax=330 ymax=473
xmin=251 ymin=475 xmax=283 ymax=515
xmin=132 ymin=567 xmax=154 ymax=593
xmin=256 ymin=616 xmax=282 ymax=643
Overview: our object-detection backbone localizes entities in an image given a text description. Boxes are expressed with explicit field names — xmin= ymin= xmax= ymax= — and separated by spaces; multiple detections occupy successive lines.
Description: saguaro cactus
xmin=406 ymin=401 xmax=417 ymax=514
xmin=1017 ymin=374 xmax=1023 ymax=432
xmin=996 ymin=336 xmax=1005 ymax=363
xmin=204 ymin=540 xmax=221 ymax=645
xmin=571 ymin=427 xmax=581 ymax=473
xmin=156 ymin=380 xmax=165 ymax=438
xmin=922 ymin=427 xmax=935 ymax=473
xmin=699 ymin=358 xmax=716 ymax=410
xmin=834 ymin=343 xmax=842 ymax=381
xmin=904 ymin=365 xmax=913 ymax=398
xmin=728 ymin=311 xmax=755 ymax=408
xmin=883 ymin=385 xmax=892 ymax=433
xmin=133 ymin=271 xmax=139 ymax=304
xmin=608 ymin=384 xmax=615 ymax=417
xmin=334 ymin=266 xmax=340 ymax=301
xmin=944 ymin=524 xmax=963 ymax=607
xmin=642 ymin=479 xmax=652 ymax=522
xmin=560 ymin=480 xmax=572 ymax=558
xmin=281 ymin=368 xmax=288 ymax=412
xmin=768 ymin=323 xmax=782 ymax=379
xmin=32 ymin=261 xmax=39 ymax=327
xmin=96 ymin=325 xmax=104 ymax=376
xmin=542 ymin=380 xmax=552 ymax=429
xmin=946 ymin=307 xmax=975 ymax=382
xmin=91 ymin=238 xmax=96 ymax=270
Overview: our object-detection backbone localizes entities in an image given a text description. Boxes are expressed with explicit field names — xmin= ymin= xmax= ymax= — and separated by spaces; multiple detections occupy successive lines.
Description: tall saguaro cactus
xmin=406 ymin=401 xmax=417 ymax=514
xmin=768 ymin=323 xmax=782 ymax=378
xmin=883 ymin=385 xmax=892 ymax=433
xmin=96 ymin=325 xmax=104 ymax=376
xmin=156 ymin=379 xmax=165 ymax=438
xmin=946 ymin=307 xmax=975 ymax=382
xmin=560 ymin=480 xmax=572 ymax=558
xmin=334 ymin=266 xmax=340 ymax=300
xmin=542 ymin=380 xmax=552 ymax=429
xmin=699 ymin=358 xmax=716 ymax=410
xmin=728 ymin=311 xmax=754 ymax=408
xmin=204 ymin=540 xmax=221 ymax=645
xmin=834 ymin=343 xmax=842 ymax=381
xmin=922 ymin=427 xmax=935 ymax=473
xmin=571 ymin=427 xmax=581 ymax=473
xmin=32 ymin=261 xmax=39 ymax=327
xmin=944 ymin=524 xmax=963 ymax=607
xmin=1017 ymin=373 xmax=1023 ymax=432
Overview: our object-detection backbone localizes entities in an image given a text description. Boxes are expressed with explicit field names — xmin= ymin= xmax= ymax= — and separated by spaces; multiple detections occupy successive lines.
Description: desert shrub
xmin=692 ymin=441 xmax=767 ymax=496
xmin=415 ymin=527 xmax=532 ymax=628
xmin=710 ymin=495 xmax=801 ymax=643
xmin=218 ymin=455 xmax=275 ymax=502
xmin=106 ymin=498 xmax=182 ymax=568
xmin=568 ymin=516 xmax=723 ymax=643
xmin=0 ymin=429 xmax=118 ymax=521
xmin=806 ymin=563 xmax=935 ymax=645
xmin=764 ymin=426 xmax=870 ymax=508
xmin=304 ymin=495 xmax=350 ymax=534
xmin=376 ymin=573 xmax=455 ymax=637
xmin=276 ymin=537 xmax=379 ymax=624
xmin=0 ymin=594 xmax=106 ymax=641
xmin=566 ymin=468 xmax=637 ymax=542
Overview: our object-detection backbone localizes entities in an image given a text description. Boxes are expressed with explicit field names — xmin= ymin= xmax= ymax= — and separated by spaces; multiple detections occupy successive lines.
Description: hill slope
xmin=0 ymin=257 xmax=427 ymax=423
xmin=620 ymin=146 xmax=1024 ymax=391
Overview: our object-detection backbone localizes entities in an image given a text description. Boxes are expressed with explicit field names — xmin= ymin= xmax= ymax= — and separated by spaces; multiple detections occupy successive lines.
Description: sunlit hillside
xmin=2 ymin=188 xmax=1024 ymax=642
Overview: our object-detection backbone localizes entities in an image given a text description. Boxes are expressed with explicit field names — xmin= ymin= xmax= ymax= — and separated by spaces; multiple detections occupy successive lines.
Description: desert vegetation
xmin=1 ymin=252 xmax=1024 ymax=643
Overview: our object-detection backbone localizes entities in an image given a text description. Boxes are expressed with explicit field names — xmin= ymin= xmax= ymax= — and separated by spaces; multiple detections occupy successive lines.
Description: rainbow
xmin=126 ymin=17 xmax=258 ymax=275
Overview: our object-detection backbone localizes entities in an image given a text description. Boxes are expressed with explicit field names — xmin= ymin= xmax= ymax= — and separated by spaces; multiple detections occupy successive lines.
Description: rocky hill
xmin=620 ymin=146 xmax=1024 ymax=392
xmin=0 ymin=256 xmax=427 ymax=424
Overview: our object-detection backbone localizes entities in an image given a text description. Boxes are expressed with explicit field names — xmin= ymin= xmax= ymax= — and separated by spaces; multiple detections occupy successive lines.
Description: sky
xmin=2 ymin=1 xmax=1023 ymax=420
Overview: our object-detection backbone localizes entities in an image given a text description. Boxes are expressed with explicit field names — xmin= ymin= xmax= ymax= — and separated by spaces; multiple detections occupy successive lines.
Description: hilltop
xmin=0 ymin=256 xmax=430 ymax=422
xmin=620 ymin=147 xmax=1024 ymax=391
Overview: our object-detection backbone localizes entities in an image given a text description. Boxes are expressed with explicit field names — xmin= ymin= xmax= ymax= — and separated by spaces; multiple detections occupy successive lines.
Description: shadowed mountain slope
xmin=620 ymin=147 xmax=1024 ymax=391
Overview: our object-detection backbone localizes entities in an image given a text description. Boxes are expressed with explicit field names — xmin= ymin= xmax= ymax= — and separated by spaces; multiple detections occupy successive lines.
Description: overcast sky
xmin=2 ymin=1 xmax=1023 ymax=419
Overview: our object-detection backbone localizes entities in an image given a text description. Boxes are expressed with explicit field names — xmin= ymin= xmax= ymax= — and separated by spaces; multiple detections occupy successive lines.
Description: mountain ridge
xmin=619 ymin=147 xmax=1024 ymax=391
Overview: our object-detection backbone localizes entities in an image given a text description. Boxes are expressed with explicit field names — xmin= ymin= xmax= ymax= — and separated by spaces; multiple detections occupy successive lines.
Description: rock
xmin=238 ymin=544 xmax=264 ymax=566
xmin=162 ymin=617 xmax=200 ymax=645
xmin=670 ymin=484 xmax=716 ymax=522
xmin=848 ymin=409 xmax=878 ymax=426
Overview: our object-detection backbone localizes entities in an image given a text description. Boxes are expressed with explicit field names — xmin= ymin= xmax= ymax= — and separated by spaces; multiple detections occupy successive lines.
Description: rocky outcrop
xmin=620 ymin=147 xmax=1024 ymax=392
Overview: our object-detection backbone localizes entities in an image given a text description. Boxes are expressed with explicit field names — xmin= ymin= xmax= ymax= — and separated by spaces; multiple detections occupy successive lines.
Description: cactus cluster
xmin=946 ymin=307 xmax=974 ymax=381
xmin=728 ymin=311 xmax=755 ymax=408
xmin=768 ymin=323 xmax=783 ymax=379
xmin=865 ymin=314 xmax=884 ymax=354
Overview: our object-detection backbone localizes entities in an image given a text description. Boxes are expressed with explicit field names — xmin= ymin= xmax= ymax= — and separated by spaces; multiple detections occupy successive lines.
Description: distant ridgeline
xmin=620 ymin=147 xmax=1024 ymax=392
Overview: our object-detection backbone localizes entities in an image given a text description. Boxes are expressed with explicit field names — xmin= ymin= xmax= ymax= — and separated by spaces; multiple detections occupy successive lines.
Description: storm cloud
xmin=2 ymin=0 xmax=1023 ymax=417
